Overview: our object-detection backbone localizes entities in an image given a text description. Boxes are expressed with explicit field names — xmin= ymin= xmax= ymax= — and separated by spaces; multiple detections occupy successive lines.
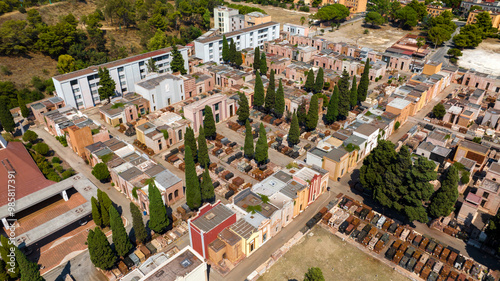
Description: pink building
xmin=30 ymin=97 xmax=65 ymax=124
xmin=183 ymin=94 xmax=237 ymax=134
xmin=461 ymin=70 xmax=500 ymax=92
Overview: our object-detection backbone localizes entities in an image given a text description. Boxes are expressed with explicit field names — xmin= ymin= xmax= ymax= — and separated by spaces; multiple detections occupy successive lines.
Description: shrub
xmin=56 ymin=165 xmax=64 ymax=173
xmin=56 ymin=135 xmax=68 ymax=147
xmin=33 ymin=143 xmax=50 ymax=155
xmin=22 ymin=130 xmax=38 ymax=143
xmin=25 ymin=142 xmax=32 ymax=149
xmin=1 ymin=65 xmax=12 ymax=76
xmin=62 ymin=169 xmax=75 ymax=179
xmin=299 ymin=6 xmax=309 ymax=12
xmin=47 ymin=171 xmax=62 ymax=182
xmin=52 ymin=157 xmax=61 ymax=164
xmin=394 ymin=121 xmax=401 ymax=130
xmin=364 ymin=29 xmax=369 ymax=34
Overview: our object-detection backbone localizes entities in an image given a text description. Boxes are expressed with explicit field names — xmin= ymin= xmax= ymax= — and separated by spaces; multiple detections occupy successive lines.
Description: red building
xmin=188 ymin=201 xmax=236 ymax=259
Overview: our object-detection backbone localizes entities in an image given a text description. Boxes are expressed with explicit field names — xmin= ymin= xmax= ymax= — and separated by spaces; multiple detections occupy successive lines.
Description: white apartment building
xmin=194 ymin=21 xmax=280 ymax=64
xmin=283 ymin=23 xmax=309 ymax=37
xmin=52 ymin=46 xmax=189 ymax=110
xmin=135 ymin=73 xmax=186 ymax=112
xmin=214 ymin=6 xmax=240 ymax=34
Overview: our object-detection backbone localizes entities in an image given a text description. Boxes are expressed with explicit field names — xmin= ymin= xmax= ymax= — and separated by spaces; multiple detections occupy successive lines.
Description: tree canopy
xmin=365 ymin=11 xmax=386 ymax=27
xmin=314 ymin=4 xmax=350 ymax=22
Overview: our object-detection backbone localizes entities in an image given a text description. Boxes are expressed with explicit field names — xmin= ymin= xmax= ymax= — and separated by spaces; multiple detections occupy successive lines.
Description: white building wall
xmin=306 ymin=151 xmax=323 ymax=167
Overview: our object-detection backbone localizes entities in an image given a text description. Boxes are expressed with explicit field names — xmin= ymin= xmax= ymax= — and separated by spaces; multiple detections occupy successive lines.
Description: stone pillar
xmin=62 ymin=190 xmax=69 ymax=201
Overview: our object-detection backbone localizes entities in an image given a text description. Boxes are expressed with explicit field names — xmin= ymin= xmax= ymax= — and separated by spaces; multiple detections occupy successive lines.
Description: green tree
xmin=407 ymin=0 xmax=427 ymax=21
xmin=314 ymin=67 xmax=324 ymax=94
xmin=304 ymin=69 xmax=315 ymax=92
xmin=146 ymin=58 xmax=158 ymax=73
xmin=18 ymin=93 xmax=29 ymax=118
xmin=428 ymin=26 xmax=452 ymax=47
xmin=288 ymin=112 xmax=300 ymax=145
xmin=57 ymin=54 xmax=76 ymax=74
xmin=171 ymin=45 xmax=187 ymax=74
xmin=185 ymin=146 xmax=201 ymax=209
xmin=432 ymin=103 xmax=446 ymax=119
xmin=229 ymin=40 xmax=236 ymax=63
xmin=22 ymin=130 xmax=38 ymax=143
xmin=365 ymin=11 xmax=385 ymax=27
xmin=453 ymin=24 xmax=483 ymax=48
xmin=222 ymin=35 xmax=229 ymax=63
xmin=297 ymin=99 xmax=307 ymax=126
xmin=358 ymin=59 xmax=370 ymax=102
xmin=253 ymin=47 xmax=261 ymax=73
xmin=244 ymin=120 xmax=254 ymax=159
xmin=16 ymin=248 xmax=44 ymax=281
xmin=0 ymin=96 xmax=15 ymax=133
xmin=91 ymin=197 xmax=102 ymax=227
xmin=255 ymin=123 xmax=268 ymax=164
xmin=92 ymin=163 xmax=110 ymax=181
xmin=338 ymin=69 xmax=351 ymax=118
xmin=87 ymin=227 xmax=117 ymax=270
xmin=130 ymin=202 xmax=148 ymax=244
xmin=201 ymin=169 xmax=215 ymax=202
xmin=306 ymin=95 xmax=319 ymax=131
xmin=0 ymin=235 xmax=19 ymax=279
xmin=148 ymin=181 xmax=170 ymax=233
xmin=475 ymin=11 xmax=496 ymax=37
xmin=253 ymin=71 xmax=265 ymax=108
xmin=98 ymin=67 xmax=116 ymax=104
xmin=314 ymin=4 xmax=350 ymax=22
xmin=350 ymin=76 xmax=357 ymax=108
xmin=304 ymin=267 xmax=325 ymax=281
xmin=275 ymin=79 xmax=285 ymax=118
xmin=203 ymin=105 xmax=216 ymax=140
xmin=428 ymin=165 xmax=459 ymax=218
xmin=109 ymin=206 xmax=132 ymax=257
xmin=97 ymin=190 xmax=112 ymax=227
xmin=147 ymin=29 xmax=168 ymax=51
xmin=33 ymin=143 xmax=49 ymax=155
xmin=395 ymin=6 xmax=418 ymax=29
xmin=260 ymin=52 xmax=268 ymax=75
xmin=184 ymin=127 xmax=197 ymax=161
xmin=325 ymin=85 xmax=340 ymax=124
xmin=197 ymin=126 xmax=210 ymax=169
xmin=264 ymin=69 xmax=275 ymax=113
xmin=237 ymin=92 xmax=250 ymax=122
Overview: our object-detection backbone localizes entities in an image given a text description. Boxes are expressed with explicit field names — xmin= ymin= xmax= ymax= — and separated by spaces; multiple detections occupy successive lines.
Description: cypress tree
xmin=259 ymin=52 xmax=267 ymax=75
xmin=201 ymin=169 xmax=215 ymax=202
xmin=264 ymin=69 xmax=275 ymax=113
xmin=338 ymin=69 xmax=351 ymax=119
xmin=253 ymin=71 xmax=265 ymax=107
xmin=255 ymin=123 xmax=268 ymax=164
xmin=222 ymin=35 xmax=229 ymax=62
xmin=197 ymin=126 xmax=210 ymax=169
xmin=171 ymin=45 xmax=187 ymax=74
xmin=15 ymin=248 xmax=44 ymax=281
xmin=275 ymin=79 xmax=285 ymax=118
xmin=325 ymin=85 xmax=339 ymax=124
xmin=350 ymin=76 xmax=358 ymax=109
xmin=203 ymin=105 xmax=216 ymax=140
xmin=297 ymin=99 xmax=307 ymax=126
xmin=148 ymin=181 xmax=169 ymax=233
xmin=314 ymin=67 xmax=324 ymax=94
xmin=97 ymin=190 xmax=112 ymax=227
xmin=428 ymin=165 xmax=459 ymax=218
xmin=185 ymin=146 xmax=201 ymax=209
xmin=288 ymin=112 xmax=300 ymax=145
xmin=130 ymin=202 xmax=148 ymax=244
xmin=18 ymin=93 xmax=29 ymax=118
xmin=234 ymin=50 xmax=243 ymax=66
xmin=91 ymin=197 xmax=102 ymax=227
xmin=0 ymin=96 xmax=15 ymax=133
xmin=253 ymin=47 xmax=260 ymax=73
xmin=304 ymin=69 xmax=315 ymax=92
xmin=358 ymin=59 xmax=370 ymax=102
xmin=109 ymin=206 xmax=132 ymax=257
xmin=229 ymin=40 xmax=237 ymax=64
xmin=87 ymin=227 xmax=117 ymax=270
xmin=237 ymin=92 xmax=250 ymax=123
xmin=306 ymin=95 xmax=319 ymax=131
xmin=184 ymin=127 xmax=197 ymax=161
xmin=244 ymin=120 xmax=254 ymax=159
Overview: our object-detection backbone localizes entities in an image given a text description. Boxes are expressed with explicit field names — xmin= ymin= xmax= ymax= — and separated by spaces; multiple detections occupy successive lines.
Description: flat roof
xmin=141 ymin=247 xmax=204 ymax=281
xmin=136 ymin=73 xmax=181 ymax=90
xmin=154 ymin=169 xmax=182 ymax=190
xmin=460 ymin=140 xmax=489 ymax=155
xmin=196 ymin=21 xmax=279 ymax=43
xmin=191 ymin=203 xmax=234 ymax=233
xmin=387 ymin=98 xmax=412 ymax=110
xmin=230 ymin=218 xmax=258 ymax=240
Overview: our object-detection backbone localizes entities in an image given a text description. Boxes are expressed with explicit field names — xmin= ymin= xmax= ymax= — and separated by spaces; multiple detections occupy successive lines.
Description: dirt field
xmin=459 ymin=38 xmax=500 ymax=75
xmin=258 ymin=226 xmax=409 ymax=281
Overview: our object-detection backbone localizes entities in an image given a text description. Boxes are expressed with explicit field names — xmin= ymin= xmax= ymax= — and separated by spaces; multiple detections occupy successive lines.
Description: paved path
xmin=429 ymin=21 xmax=466 ymax=65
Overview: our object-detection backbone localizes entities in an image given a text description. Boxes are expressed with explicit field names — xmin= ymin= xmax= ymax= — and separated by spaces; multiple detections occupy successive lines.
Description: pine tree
xmin=201 ymin=169 xmax=215 ymax=202
xmin=325 ymin=85 xmax=339 ymax=124
xmin=197 ymin=126 xmax=210 ymax=169
xmin=253 ymin=47 xmax=260 ymax=73
xmin=0 ymin=97 xmax=15 ymax=133
xmin=222 ymin=35 xmax=229 ymax=63
xmin=350 ymin=76 xmax=358 ymax=109
xmin=255 ymin=123 xmax=268 ymax=164
xmin=130 ymin=202 xmax=148 ymax=244
xmin=314 ymin=67 xmax=324 ymax=94
xmin=264 ymin=69 xmax=275 ymax=113
xmin=358 ymin=59 xmax=370 ymax=102
xmin=18 ymin=93 xmax=29 ymax=118
xmin=171 ymin=45 xmax=187 ymax=74
xmin=304 ymin=69 xmax=315 ymax=92
xmin=306 ymin=95 xmax=319 ymax=131
xmin=297 ymin=99 xmax=307 ymax=126
xmin=259 ymin=52 xmax=267 ymax=75
xmin=203 ymin=105 xmax=216 ymax=140
xmin=91 ymin=197 xmax=102 ymax=227
xmin=109 ymin=206 xmax=132 ymax=257
xmin=338 ymin=69 xmax=351 ymax=119
xmin=15 ymin=248 xmax=44 ymax=281
xmin=185 ymin=146 xmax=201 ymax=209
xmin=87 ymin=227 xmax=117 ymax=270
xmin=237 ymin=92 xmax=250 ymax=123
xmin=184 ymin=127 xmax=197 ymax=161
xmin=288 ymin=112 xmax=300 ymax=145
xmin=244 ymin=120 xmax=254 ymax=159
xmin=275 ymin=79 xmax=285 ymax=118
xmin=97 ymin=67 xmax=116 ymax=104
xmin=148 ymin=181 xmax=169 ymax=233
xmin=253 ymin=71 xmax=265 ymax=108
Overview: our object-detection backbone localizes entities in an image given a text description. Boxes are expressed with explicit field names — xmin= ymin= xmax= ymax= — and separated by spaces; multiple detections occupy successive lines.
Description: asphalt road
xmin=429 ymin=21 xmax=466 ymax=65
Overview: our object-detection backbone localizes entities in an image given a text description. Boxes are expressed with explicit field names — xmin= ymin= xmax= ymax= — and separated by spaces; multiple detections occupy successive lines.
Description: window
xmin=214 ymin=103 xmax=219 ymax=111
xmin=483 ymin=192 xmax=489 ymax=199
xmin=178 ymin=130 xmax=182 ymax=140
xmin=152 ymin=94 xmax=155 ymax=103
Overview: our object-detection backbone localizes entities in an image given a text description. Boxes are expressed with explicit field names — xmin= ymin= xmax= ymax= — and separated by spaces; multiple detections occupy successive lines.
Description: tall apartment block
xmin=214 ymin=6 xmax=240 ymax=34
xmin=52 ymin=46 xmax=189 ymax=110
xmin=194 ymin=21 xmax=280 ymax=64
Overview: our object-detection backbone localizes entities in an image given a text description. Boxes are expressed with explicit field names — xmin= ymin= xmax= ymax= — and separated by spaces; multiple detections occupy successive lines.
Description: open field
xmin=459 ymin=38 xmax=500 ymax=75
xmin=258 ymin=226 xmax=409 ymax=281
